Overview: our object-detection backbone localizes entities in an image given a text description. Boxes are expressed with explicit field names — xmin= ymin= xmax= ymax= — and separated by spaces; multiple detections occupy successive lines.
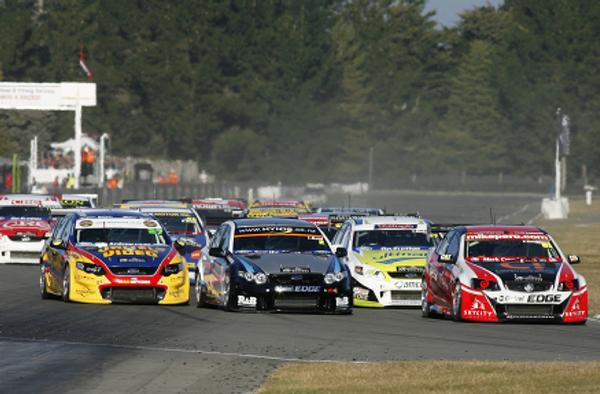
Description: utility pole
xmin=368 ymin=146 xmax=374 ymax=190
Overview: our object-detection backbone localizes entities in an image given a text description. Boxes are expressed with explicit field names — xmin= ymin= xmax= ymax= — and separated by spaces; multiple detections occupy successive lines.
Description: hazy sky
xmin=425 ymin=0 xmax=504 ymax=26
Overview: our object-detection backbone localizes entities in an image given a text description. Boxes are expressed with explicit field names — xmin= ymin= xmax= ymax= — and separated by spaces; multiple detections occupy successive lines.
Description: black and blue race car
xmin=196 ymin=218 xmax=352 ymax=313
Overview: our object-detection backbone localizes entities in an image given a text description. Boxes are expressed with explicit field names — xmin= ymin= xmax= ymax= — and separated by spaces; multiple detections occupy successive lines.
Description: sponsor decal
xmin=143 ymin=220 xmax=158 ymax=227
xmin=463 ymin=298 xmax=494 ymax=318
xmin=114 ymin=278 xmax=151 ymax=284
xmin=99 ymin=245 xmax=159 ymax=258
xmin=527 ymin=294 xmax=561 ymax=303
xmin=374 ymin=224 xmax=417 ymax=229
xmin=394 ymin=280 xmax=421 ymax=290
xmin=275 ymin=285 xmax=321 ymax=293
xmin=465 ymin=233 xmax=549 ymax=241
xmin=336 ymin=296 xmax=349 ymax=307
xmin=514 ymin=274 xmax=543 ymax=282
xmin=281 ymin=266 xmax=311 ymax=273
xmin=237 ymin=295 xmax=257 ymax=306
xmin=60 ymin=199 xmax=89 ymax=208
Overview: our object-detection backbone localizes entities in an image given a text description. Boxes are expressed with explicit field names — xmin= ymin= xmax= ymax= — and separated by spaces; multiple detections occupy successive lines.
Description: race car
xmin=315 ymin=207 xmax=385 ymax=216
xmin=134 ymin=206 xmax=210 ymax=283
xmin=117 ymin=200 xmax=187 ymax=209
xmin=0 ymin=194 xmax=61 ymax=264
xmin=422 ymin=225 xmax=587 ymax=323
xmin=58 ymin=194 xmax=97 ymax=208
xmin=298 ymin=211 xmax=370 ymax=241
xmin=195 ymin=218 xmax=352 ymax=313
xmin=332 ymin=216 xmax=433 ymax=307
xmin=40 ymin=210 xmax=189 ymax=304
xmin=189 ymin=198 xmax=245 ymax=229
xmin=245 ymin=200 xmax=311 ymax=218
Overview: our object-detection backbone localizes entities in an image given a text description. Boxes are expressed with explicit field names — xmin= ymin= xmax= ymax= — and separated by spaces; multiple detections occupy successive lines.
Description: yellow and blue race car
xmin=40 ymin=209 xmax=189 ymax=304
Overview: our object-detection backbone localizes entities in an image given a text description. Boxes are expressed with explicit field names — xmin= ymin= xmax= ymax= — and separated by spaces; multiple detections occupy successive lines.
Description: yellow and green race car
xmin=331 ymin=216 xmax=433 ymax=307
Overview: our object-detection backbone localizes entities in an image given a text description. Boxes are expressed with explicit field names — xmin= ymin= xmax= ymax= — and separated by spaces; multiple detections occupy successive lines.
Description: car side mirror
xmin=335 ymin=247 xmax=348 ymax=258
xmin=568 ymin=255 xmax=581 ymax=264
xmin=51 ymin=239 xmax=66 ymax=249
xmin=438 ymin=254 xmax=455 ymax=264
xmin=174 ymin=239 xmax=187 ymax=253
xmin=209 ymin=247 xmax=227 ymax=258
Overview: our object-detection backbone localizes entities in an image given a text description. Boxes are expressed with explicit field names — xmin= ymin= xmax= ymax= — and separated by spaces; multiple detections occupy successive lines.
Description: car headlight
xmin=325 ymin=271 xmax=347 ymax=285
xmin=238 ymin=270 xmax=268 ymax=285
xmin=254 ymin=272 xmax=267 ymax=285
xmin=163 ymin=262 xmax=185 ymax=276
xmin=471 ymin=278 xmax=500 ymax=291
xmin=75 ymin=261 xmax=105 ymax=275
xmin=558 ymin=279 xmax=579 ymax=291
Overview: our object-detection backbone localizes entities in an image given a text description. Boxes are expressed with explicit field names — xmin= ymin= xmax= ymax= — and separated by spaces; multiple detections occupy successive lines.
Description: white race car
xmin=0 ymin=194 xmax=61 ymax=264
xmin=332 ymin=216 xmax=433 ymax=307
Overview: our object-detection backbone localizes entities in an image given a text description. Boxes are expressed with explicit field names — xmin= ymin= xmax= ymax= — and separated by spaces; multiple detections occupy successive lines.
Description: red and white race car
xmin=0 ymin=194 xmax=60 ymax=264
xmin=422 ymin=225 xmax=587 ymax=323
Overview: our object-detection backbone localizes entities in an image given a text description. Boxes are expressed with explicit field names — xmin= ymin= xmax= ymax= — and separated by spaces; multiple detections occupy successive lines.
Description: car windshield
xmin=353 ymin=230 xmax=432 ymax=248
xmin=234 ymin=226 xmax=330 ymax=253
xmin=466 ymin=240 xmax=560 ymax=260
xmin=0 ymin=206 xmax=49 ymax=218
xmin=151 ymin=212 xmax=202 ymax=234
xmin=77 ymin=228 xmax=167 ymax=245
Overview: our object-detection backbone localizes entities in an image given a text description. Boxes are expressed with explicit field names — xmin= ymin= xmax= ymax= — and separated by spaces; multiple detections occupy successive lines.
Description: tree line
xmin=1 ymin=0 xmax=599 ymax=186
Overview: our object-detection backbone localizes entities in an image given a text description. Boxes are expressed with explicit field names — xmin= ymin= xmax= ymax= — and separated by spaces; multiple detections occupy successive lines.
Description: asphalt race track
xmin=1 ymin=192 xmax=599 ymax=394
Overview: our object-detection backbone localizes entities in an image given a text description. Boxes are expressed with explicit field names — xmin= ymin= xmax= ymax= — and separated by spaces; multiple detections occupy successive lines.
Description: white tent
xmin=50 ymin=134 xmax=98 ymax=152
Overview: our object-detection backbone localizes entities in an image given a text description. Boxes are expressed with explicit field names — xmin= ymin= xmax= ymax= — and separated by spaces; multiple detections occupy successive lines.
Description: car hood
xmin=235 ymin=253 xmax=334 ymax=274
xmin=0 ymin=217 xmax=51 ymax=237
xmin=467 ymin=260 xmax=562 ymax=282
xmin=76 ymin=244 xmax=172 ymax=269
xmin=352 ymin=247 xmax=429 ymax=271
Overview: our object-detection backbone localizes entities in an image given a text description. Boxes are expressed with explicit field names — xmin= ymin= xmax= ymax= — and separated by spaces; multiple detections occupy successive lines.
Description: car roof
xmin=232 ymin=218 xmax=317 ymax=228
xmin=136 ymin=206 xmax=194 ymax=214
xmin=72 ymin=209 xmax=151 ymax=219
xmin=463 ymin=225 xmax=546 ymax=234
xmin=350 ymin=215 xmax=430 ymax=230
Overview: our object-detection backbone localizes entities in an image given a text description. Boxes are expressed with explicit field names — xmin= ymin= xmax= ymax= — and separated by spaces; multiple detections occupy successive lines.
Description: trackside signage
xmin=0 ymin=82 xmax=96 ymax=110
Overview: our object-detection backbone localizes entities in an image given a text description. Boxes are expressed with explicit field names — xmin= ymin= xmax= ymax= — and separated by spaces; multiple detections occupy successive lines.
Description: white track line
xmin=0 ymin=336 xmax=368 ymax=364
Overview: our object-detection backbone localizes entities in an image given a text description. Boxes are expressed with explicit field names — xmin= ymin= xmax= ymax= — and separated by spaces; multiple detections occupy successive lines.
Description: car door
xmin=214 ymin=224 xmax=233 ymax=304
xmin=204 ymin=224 xmax=226 ymax=301
xmin=429 ymin=230 xmax=453 ymax=306
xmin=54 ymin=216 xmax=74 ymax=289
xmin=47 ymin=216 xmax=70 ymax=289
xmin=436 ymin=231 xmax=461 ymax=309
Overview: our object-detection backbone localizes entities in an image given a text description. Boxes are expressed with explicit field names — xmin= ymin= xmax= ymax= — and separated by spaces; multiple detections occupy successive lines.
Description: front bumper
xmin=69 ymin=264 xmax=189 ymax=305
xmin=0 ymin=238 xmax=45 ymax=264
xmin=353 ymin=275 xmax=422 ymax=307
xmin=459 ymin=285 xmax=588 ymax=323
xmin=232 ymin=280 xmax=352 ymax=313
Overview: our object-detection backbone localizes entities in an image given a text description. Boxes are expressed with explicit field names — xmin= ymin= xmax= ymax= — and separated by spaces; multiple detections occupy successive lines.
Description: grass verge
xmin=538 ymin=198 xmax=600 ymax=315
xmin=258 ymin=361 xmax=600 ymax=394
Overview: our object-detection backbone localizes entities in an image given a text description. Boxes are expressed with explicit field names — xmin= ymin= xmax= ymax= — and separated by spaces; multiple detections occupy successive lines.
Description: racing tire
xmin=61 ymin=265 xmax=71 ymax=303
xmin=40 ymin=267 xmax=50 ymax=300
xmin=452 ymin=282 xmax=462 ymax=322
xmin=223 ymin=278 xmax=238 ymax=312
xmin=421 ymin=280 xmax=433 ymax=318
xmin=195 ymin=271 xmax=205 ymax=308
